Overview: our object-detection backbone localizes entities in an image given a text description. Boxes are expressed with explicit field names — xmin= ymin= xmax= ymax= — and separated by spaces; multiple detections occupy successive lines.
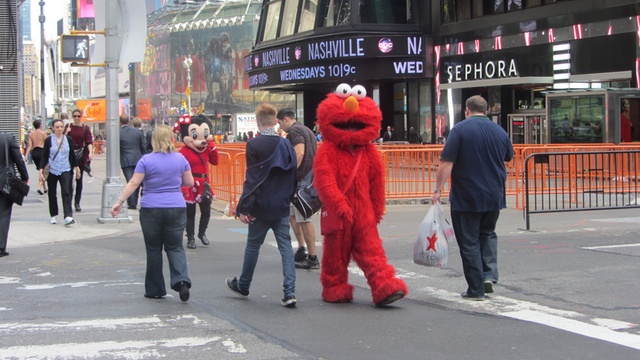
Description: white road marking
xmin=503 ymin=310 xmax=640 ymax=350
xmin=392 ymin=266 xmax=640 ymax=351
xmin=582 ymin=243 xmax=640 ymax=250
xmin=1 ymin=337 xmax=221 ymax=359
xmin=18 ymin=280 xmax=106 ymax=290
xmin=0 ymin=276 xmax=21 ymax=284
xmin=222 ymin=339 xmax=247 ymax=353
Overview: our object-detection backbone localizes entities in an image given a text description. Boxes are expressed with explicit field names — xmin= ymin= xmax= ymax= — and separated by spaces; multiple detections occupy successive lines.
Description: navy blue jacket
xmin=236 ymin=136 xmax=297 ymax=220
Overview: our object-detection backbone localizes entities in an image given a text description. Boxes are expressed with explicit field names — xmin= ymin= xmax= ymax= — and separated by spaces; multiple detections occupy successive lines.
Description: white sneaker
xmin=64 ymin=217 xmax=75 ymax=226
xmin=50 ymin=217 xmax=57 ymax=224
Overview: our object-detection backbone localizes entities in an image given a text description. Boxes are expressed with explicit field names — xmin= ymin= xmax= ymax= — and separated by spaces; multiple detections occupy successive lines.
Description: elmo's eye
xmin=335 ymin=83 xmax=352 ymax=98
xmin=191 ymin=133 xmax=198 ymax=140
xmin=204 ymin=131 xmax=210 ymax=138
xmin=351 ymin=85 xmax=366 ymax=100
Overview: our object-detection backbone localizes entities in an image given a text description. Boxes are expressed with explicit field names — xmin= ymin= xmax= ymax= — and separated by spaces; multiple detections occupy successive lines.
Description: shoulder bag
xmin=2 ymin=138 xmax=30 ymax=206
xmin=320 ymin=151 xmax=363 ymax=235
xmin=73 ymin=125 xmax=88 ymax=165
xmin=42 ymin=136 xmax=63 ymax=181
xmin=291 ymin=169 xmax=322 ymax=219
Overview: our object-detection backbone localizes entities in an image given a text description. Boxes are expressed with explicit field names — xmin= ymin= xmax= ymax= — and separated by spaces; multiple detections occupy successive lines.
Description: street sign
xmin=60 ymin=35 xmax=91 ymax=63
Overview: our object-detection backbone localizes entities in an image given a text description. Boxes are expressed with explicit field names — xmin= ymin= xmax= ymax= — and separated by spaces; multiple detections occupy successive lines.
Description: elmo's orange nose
xmin=343 ymin=96 xmax=359 ymax=113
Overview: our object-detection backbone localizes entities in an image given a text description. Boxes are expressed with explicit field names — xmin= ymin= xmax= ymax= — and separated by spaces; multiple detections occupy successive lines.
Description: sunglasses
xmin=73 ymin=115 xmax=82 ymax=118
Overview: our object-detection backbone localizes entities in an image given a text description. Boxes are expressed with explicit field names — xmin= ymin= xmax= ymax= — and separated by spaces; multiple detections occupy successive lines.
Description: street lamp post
xmin=182 ymin=55 xmax=193 ymax=112
xmin=38 ymin=1 xmax=46 ymax=122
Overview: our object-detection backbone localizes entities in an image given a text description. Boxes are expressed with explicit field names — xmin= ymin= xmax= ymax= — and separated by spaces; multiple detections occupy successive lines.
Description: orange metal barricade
xmin=205 ymin=142 xmax=640 ymax=215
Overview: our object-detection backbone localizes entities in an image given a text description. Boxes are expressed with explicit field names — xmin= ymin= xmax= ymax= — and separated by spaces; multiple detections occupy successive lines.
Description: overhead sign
xmin=60 ymin=35 xmax=90 ymax=63
xmin=245 ymin=35 xmax=432 ymax=89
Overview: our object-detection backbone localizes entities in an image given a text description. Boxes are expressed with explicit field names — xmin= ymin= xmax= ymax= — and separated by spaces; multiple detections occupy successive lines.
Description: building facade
xmin=245 ymin=0 xmax=640 ymax=144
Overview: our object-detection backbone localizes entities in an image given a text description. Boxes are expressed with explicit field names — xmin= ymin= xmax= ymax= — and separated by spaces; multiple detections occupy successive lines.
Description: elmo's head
xmin=316 ymin=84 xmax=382 ymax=147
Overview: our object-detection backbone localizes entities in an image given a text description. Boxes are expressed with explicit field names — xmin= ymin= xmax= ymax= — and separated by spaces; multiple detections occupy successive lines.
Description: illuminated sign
xmin=61 ymin=35 xmax=90 ymax=63
xmin=440 ymin=44 xmax=552 ymax=84
xmin=246 ymin=35 xmax=431 ymax=89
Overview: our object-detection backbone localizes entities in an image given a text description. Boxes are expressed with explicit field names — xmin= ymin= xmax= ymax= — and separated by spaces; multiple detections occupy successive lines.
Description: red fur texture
xmin=314 ymin=89 xmax=408 ymax=305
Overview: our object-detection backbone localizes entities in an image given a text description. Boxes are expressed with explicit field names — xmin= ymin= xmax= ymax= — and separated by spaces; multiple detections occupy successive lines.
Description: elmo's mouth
xmin=195 ymin=145 xmax=207 ymax=152
xmin=333 ymin=121 xmax=366 ymax=132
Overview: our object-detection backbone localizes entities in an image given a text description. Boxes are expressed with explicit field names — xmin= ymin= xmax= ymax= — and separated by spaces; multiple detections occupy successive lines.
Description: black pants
xmin=186 ymin=201 xmax=211 ymax=238
xmin=0 ymin=195 xmax=13 ymax=250
xmin=73 ymin=167 xmax=85 ymax=206
xmin=47 ymin=170 xmax=74 ymax=218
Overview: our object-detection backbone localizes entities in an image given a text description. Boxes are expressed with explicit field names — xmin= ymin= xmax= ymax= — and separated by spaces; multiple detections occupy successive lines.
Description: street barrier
xmin=523 ymin=150 xmax=640 ymax=230
xmin=209 ymin=142 xmax=640 ymax=217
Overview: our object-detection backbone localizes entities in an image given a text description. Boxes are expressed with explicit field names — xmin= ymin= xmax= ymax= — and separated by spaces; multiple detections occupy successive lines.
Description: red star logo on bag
xmin=426 ymin=234 xmax=438 ymax=252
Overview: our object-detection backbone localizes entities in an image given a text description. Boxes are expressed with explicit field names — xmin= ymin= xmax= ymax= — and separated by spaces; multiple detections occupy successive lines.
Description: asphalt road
xmin=2 ymin=199 xmax=640 ymax=359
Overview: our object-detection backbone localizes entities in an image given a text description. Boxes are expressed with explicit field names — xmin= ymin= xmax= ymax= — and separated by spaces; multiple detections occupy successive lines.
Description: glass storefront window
xmin=321 ymin=0 xmax=351 ymax=27
xmin=263 ymin=1 xmax=282 ymax=41
xmin=280 ymin=0 xmax=300 ymax=37
xmin=549 ymin=95 xmax=604 ymax=143
xmin=360 ymin=0 xmax=412 ymax=24
xmin=298 ymin=0 xmax=318 ymax=32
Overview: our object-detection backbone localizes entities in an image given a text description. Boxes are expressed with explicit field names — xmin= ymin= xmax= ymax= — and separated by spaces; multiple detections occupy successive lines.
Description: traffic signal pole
xmin=97 ymin=0 xmax=132 ymax=223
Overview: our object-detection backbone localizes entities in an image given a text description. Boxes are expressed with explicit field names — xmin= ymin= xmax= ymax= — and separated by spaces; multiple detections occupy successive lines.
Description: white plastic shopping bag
xmin=414 ymin=202 xmax=451 ymax=267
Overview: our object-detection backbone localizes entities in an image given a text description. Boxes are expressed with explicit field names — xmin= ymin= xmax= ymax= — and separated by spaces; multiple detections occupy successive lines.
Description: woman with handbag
xmin=40 ymin=119 xmax=81 ymax=226
xmin=65 ymin=108 xmax=93 ymax=212
xmin=23 ymin=119 xmax=48 ymax=195
xmin=0 ymin=133 xmax=30 ymax=257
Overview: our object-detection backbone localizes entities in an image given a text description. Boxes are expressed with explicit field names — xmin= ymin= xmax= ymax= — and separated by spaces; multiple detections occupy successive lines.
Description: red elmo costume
xmin=314 ymin=84 xmax=408 ymax=307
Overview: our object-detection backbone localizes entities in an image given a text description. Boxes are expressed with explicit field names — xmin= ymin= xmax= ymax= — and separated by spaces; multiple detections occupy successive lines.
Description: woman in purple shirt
xmin=111 ymin=125 xmax=195 ymax=301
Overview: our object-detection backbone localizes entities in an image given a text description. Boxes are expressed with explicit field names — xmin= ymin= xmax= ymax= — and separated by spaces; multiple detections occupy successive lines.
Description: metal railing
xmin=523 ymin=150 xmax=640 ymax=230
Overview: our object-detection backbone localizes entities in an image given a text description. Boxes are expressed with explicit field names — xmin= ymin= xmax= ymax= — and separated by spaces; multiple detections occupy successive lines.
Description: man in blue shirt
xmin=431 ymin=95 xmax=514 ymax=301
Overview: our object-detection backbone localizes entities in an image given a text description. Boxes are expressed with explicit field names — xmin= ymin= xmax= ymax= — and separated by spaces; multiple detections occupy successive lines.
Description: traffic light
xmin=60 ymin=35 xmax=90 ymax=63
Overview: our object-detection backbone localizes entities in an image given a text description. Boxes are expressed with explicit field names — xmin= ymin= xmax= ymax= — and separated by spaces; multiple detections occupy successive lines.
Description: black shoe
xmin=198 ymin=234 xmax=210 ymax=246
xmin=296 ymin=256 xmax=320 ymax=269
xmin=460 ymin=292 xmax=484 ymax=301
xmin=36 ymin=189 xmax=44 ymax=195
xmin=0 ymin=250 xmax=9 ymax=257
xmin=281 ymin=295 xmax=297 ymax=308
xmin=187 ymin=237 xmax=196 ymax=249
xmin=375 ymin=291 xmax=405 ymax=307
xmin=178 ymin=282 xmax=190 ymax=302
xmin=484 ymin=280 xmax=494 ymax=294
xmin=225 ymin=277 xmax=249 ymax=298
xmin=294 ymin=247 xmax=307 ymax=262
xmin=75 ymin=203 xmax=82 ymax=212
xmin=144 ymin=294 xmax=164 ymax=299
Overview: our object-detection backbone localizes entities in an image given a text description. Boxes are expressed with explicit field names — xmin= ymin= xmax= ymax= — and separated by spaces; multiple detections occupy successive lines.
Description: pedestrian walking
xmin=276 ymin=108 xmax=320 ymax=269
xmin=65 ymin=108 xmax=93 ymax=212
xmin=24 ymin=119 xmax=48 ymax=195
xmin=0 ymin=132 xmax=29 ymax=257
xmin=40 ymin=119 xmax=81 ymax=226
xmin=431 ymin=95 xmax=514 ymax=301
xmin=226 ymin=103 xmax=298 ymax=307
xmin=119 ymin=114 xmax=146 ymax=210
xmin=110 ymin=125 xmax=194 ymax=302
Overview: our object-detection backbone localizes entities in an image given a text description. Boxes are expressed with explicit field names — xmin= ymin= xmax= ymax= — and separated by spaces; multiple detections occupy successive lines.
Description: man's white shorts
xmin=290 ymin=203 xmax=312 ymax=223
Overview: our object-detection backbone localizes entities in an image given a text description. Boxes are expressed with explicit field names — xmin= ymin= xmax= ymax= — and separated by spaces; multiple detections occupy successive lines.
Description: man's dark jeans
xmin=451 ymin=210 xmax=500 ymax=297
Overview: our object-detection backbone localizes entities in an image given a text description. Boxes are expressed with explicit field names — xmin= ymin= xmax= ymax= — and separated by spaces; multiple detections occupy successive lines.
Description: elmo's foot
xmin=322 ymin=283 xmax=354 ymax=303
xmin=375 ymin=291 xmax=405 ymax=307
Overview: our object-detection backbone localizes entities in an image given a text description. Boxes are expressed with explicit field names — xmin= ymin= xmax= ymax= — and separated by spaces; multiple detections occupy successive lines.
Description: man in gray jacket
xmin=119 ymin=114 xmax=146 ymax=209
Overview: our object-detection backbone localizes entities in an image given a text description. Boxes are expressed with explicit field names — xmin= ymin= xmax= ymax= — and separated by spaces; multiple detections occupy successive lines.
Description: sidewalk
xmin=9 ymin=156 xmax=640 ymax=249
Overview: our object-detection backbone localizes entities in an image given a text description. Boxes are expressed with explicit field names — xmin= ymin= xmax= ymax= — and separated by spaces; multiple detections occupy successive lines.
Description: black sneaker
xmin=179 ymin=282 xmax=190 ymax=302
xmin=294 ymin=247 xmax=307 ymax=262
xmin=296 ymin=256 xmax=320 ymax=269
xmin=484 ymin=280 xmax=494 ymax=294
xmin=225 ymin=277 xmax=249 ymax=298
xmin=281 ymin=295 xmax=297 ymax=308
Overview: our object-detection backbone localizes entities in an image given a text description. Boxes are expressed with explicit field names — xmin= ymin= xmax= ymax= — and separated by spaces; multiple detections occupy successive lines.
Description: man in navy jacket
xmin=226 ymin=103 xmax=299 ymax=308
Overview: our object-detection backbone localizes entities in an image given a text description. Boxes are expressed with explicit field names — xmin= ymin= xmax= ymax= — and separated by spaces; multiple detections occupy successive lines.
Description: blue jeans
xmin=139 ymin=207 xmax=190 ymax=296
xmin=451 ymin=210 xmax=500 ymax=297
xmin=122 ymin=166 xmax=140 ymax=208
xmin=237 ymin=216 xmax=296 ymax=298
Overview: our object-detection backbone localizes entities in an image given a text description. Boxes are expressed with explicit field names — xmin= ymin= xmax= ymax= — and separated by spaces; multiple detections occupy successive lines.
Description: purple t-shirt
xmin=135 ymin=152 xmax=191 ymax=208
